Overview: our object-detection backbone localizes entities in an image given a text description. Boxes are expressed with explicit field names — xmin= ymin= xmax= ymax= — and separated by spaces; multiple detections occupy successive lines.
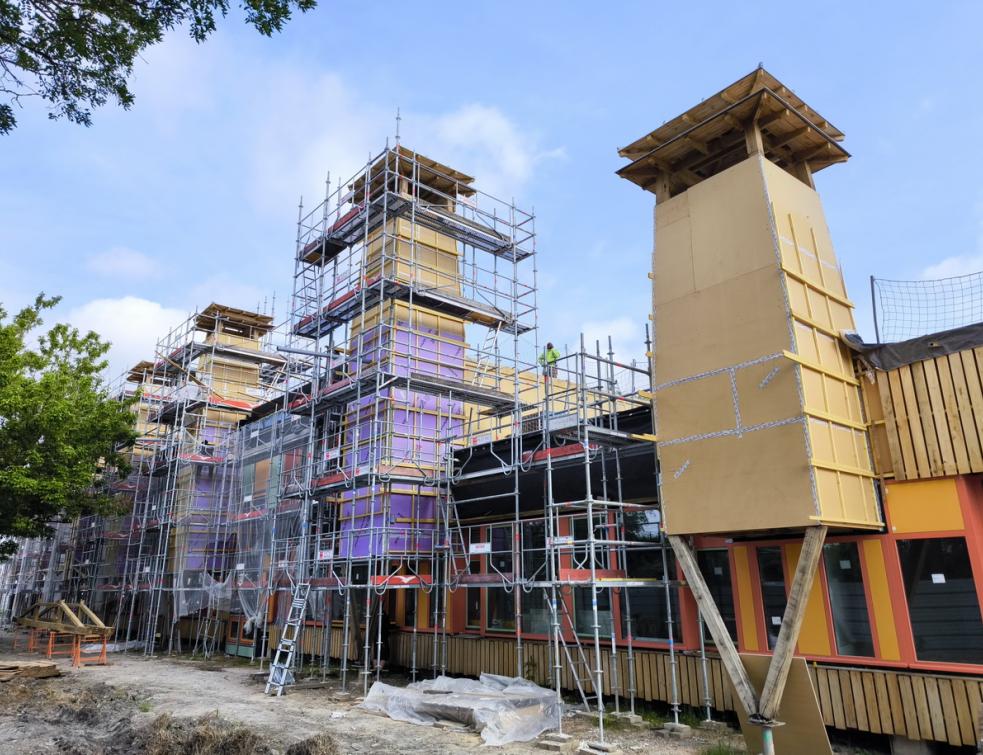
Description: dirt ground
xmin=0 ymin=645 xmax=747 ymax=754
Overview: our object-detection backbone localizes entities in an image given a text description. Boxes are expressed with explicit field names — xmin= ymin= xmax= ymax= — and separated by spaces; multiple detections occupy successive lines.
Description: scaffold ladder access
xmin=265 ymin=581 xmax=310 ymax=696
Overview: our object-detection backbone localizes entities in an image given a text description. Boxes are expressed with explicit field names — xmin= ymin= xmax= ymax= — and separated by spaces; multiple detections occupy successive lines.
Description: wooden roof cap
xmin=195 ymin=303 xmax=274 ymax=334
xmin=351 ymin=144 xmax=477 ymax=198
xmin=618 ymin=67 xmax=844 ymax=160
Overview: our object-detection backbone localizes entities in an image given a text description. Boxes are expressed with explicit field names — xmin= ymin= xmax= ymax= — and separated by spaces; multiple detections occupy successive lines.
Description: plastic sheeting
xmin=361 ymin=673 xmax=559 ymax=746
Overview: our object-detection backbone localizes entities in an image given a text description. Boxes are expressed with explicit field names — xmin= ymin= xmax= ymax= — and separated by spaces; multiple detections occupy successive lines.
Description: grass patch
xmin=701 ymin=744 xmax=744 ymax=755
xmin=138 ymin=700 xmax=152 ymax=713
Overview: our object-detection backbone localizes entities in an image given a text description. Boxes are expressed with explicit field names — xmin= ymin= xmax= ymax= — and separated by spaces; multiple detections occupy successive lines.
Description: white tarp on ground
xmin=361 ymin=673 xmax=559 ymax=746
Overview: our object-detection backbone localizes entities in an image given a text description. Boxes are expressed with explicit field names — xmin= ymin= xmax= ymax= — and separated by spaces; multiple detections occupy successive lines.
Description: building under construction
xmin=2 ymin=69 xmax=983 ymax=753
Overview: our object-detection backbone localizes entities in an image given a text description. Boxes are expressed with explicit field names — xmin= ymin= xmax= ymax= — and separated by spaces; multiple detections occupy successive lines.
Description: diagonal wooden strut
xmin=758 ymin=525 xmax=827 ymax=721
xmin=669 ymin=535 xmax=757 ymax=716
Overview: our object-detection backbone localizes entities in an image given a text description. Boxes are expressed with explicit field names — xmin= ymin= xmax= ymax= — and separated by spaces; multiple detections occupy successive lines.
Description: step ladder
xmin=265 ymin=582 xmax=310 ymax=696
xmin=471 ymin=324 xmax=501 ymax=389
xmin=547 ymin=594 xmax=597 ymax=711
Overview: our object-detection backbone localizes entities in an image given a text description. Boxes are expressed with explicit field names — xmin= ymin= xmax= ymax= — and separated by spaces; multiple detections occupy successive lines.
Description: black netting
xmin=872 ymin=272 xmax=983 ymax=343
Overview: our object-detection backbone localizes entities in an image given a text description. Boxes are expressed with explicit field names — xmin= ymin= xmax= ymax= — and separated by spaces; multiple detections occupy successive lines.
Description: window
xmin=490 ymin=525 xmax=513 ymax=575
xmin=757 ymin=547 xmax=786 ymax=650
xmin=697 ymin=550 xmax=737 ymax=643
xmin=572 ymin=517 xmax=613 ymax=635
xmin=619 ymin=546 xmax=680 ymax=642
xmin=487 ymin=588 xmax=515 ymax=631
xmin=521 ymin=522 xmax=550 ymax=634
xmin=897 ymin=537 xmax=983 ymax=664
xmin=404 ymin=589 xmax=416 ymax=628
xmin=466 ymin=559 xmax=481 ymax=629
xmin=823 ymin=542 xmax=874 ymax=657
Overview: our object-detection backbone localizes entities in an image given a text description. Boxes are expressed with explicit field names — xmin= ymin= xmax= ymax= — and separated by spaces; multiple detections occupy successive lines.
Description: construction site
xmin=1 ymin=68 xmax=982 ymax=755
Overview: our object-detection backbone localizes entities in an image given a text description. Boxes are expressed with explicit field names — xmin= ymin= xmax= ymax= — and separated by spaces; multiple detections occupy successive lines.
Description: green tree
xmin=0 ymin=0 xmax=316 ymax=133
xmin=0 ymin=295 xmax=137 ymax=559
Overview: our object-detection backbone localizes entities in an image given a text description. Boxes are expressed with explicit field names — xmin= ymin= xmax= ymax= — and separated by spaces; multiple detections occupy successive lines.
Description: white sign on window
xmin=469 ymin=542 xmax=491 ymax=555
xmin=236 ymin=563 xmax=245 ymax=571
xmin=771 ymin=616 xmax=782 ymax=626
xmin=839 ymin=560 xmax=851 ymax=570
xmin=931 ymin=573 xmax=946 ymax=584
xmin=317 ymin=549 xmax=333 ymax=561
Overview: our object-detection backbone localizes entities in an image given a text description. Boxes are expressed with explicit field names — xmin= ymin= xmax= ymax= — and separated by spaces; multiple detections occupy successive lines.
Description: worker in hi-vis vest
xmin=539 ymin=342 xmax=560 ymax=379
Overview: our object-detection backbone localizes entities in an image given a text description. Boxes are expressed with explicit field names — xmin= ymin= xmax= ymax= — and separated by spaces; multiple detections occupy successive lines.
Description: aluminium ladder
xmin=265 ymin=582 xmax=310 ymax=696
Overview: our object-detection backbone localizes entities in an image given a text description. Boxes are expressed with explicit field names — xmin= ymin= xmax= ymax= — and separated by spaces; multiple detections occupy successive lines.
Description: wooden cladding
xmin=864 ymin=348 xmax=983 ymax=480
xmin=258 ymin=624 xmax=982 ymax=746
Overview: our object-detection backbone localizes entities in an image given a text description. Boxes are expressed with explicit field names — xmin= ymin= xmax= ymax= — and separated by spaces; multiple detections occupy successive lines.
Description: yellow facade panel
xmin=655 ymin=373 xmax=741 ymax=442
xmin=884 ymin=478 xmax=964 ymax=533
xmin=784 ymin=542 xmax=832 ymax=657
xmin=732 ymin=545 xmax=761 ymax=652
xmin=659 ymin=421 xmax=816 ymax=534
xmin=652 ymin=214 xmax=696 ymax=306
xmin=860 ymin=538 xmax=901 ymax=661
xmin=734 ymin=359 xmax=800 ymax=428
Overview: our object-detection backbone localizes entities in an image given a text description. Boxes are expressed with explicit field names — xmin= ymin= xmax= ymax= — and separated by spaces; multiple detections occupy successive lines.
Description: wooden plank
xmin=873 ymin=371 xmax=904 ymax=477
xmin=950 ymin=679 xmax=976 ymax=746
xmin=759 ymin=526 xmax=827 ymax=721
xmin=815 ymin=667 xmax=834 ymax=726
xmin=934 ymin=356 xmax=972 ymax=473
xmin=828 ymin=669 xmax=846 ymax=729
xmin=910 ymin=675 xmax=932 ymax=740
xmin=898 ymin=675 xmax=921 ymax=739
xmin=885 ymin=671 xmax=908 ymax=737
xmin=898 ymin=365 xmax=931 ymax=478
xmin=669 ymin=535 xmax=757 ymax=715
xmin=872 ymin=672 xmax=893 ymax=735
xmin=909 ymin=363 xmax=944 ymax=476
xmin=840 ymin=671 xmax=857 ymax=729
xmin=947 ymin=352 xmax=983 ymax=470
xmin=921 ymin=359 xmax=958 ymax=475
xmin=937 ymin=679 xmax=961 ymax=746
xmin=850 ymin=670 xmax=868 ymax=731
xmin=923 ymin=676 xmax=947 ymax=743
xmin=860 ymin=672 xmax=880 ymax=734
xmin=961 ymin=349 xmax=983 ymax=465
xmin=885 ymin=369 xmax=917 ymax=478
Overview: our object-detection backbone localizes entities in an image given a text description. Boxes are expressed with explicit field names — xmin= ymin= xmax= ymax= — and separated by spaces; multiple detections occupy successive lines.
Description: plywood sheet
xmin=732 ymin=654 xmax=833 ymax=755
xmin=659 ymin=420 xmax=816 ymax=534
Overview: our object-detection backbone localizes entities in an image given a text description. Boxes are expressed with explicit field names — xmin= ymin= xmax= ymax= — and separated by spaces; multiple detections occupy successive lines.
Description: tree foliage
xmin=0 ymin=295 xmax=136 ymax=559
xmin=0 ymin=0 xmax=316 ymax=133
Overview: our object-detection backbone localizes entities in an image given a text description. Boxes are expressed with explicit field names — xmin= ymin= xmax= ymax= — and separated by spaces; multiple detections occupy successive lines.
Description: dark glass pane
xmin=522 ymin=521 xmax=547 ymax=580
xmin=404 ymin=589 xmax=416 ymax=628
xmin=491 ymin=526 xmax=513 ymax=574
xmin=618 ymin=549 xmax=679 ymax=642
xmin=466 ymin=558 xmax=481 ymax=629
xmin=623 ymin=510 xmax=662 ymax=577
xmin=898 ymin=537 xmax=983 ymax=664
xmin=757 ymin=547 xmax=786 ymax=650
xmin=574 ymin=586 xmax=613 ymax=636
xmin=521 ymin=589 xmax=550 ymax=635
xmin=697 ymin=550 xmax=737 ymax=643
xmin=823 ymin=542 xmax=874 ymax=657
xmin=487 ymin=587 xmax=515 ymax=631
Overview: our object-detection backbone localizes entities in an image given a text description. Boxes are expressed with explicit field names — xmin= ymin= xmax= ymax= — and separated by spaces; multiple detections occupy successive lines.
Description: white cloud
xmin=920 ymin=198 xmax=983 ymax=280
xmin=86 ymin=247 xmax=160 ymax=279
xmin=580 ymin=316 xmax=647 ymax=367
xmin=920 ymin=253 xmax=983 ymax=280
xmin=187 ymin=275 xmax=273 ymax=315
xmin=67 ymin=297 xmax=187 ymax=380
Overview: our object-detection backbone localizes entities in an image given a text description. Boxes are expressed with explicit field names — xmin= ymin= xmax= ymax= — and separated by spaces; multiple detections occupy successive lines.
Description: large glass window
xmin=823 ymin=542 xmax=874 ymax=657
xmin=572 ymin=517 xmax=613 ymax=635
xmin=757 ymin=547 xmax=786 ymax=650
xmin=897 ymin=537 xmax=983 ymax=664
xmin=697 ymin=550 xmax=737 ymax=643
xmin=619 ymin=544 xmax=680 ymax=642
xmin=521 ymin=522 xmax=550 ymax=634
xmin=490 ymin=525 xmax=513 ymax=575
xmin=487 ymin=588 xmax=515 ymax=632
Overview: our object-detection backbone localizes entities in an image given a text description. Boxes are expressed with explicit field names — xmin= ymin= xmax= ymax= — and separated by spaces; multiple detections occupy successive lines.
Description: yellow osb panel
xmin=658 ymin=421 xmax=815 ymax=534
xmin=884 ymin=478 xmax=964 ymax=534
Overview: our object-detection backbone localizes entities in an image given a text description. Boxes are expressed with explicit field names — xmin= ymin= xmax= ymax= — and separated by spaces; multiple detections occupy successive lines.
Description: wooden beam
xmin=759 ymin=107 xmax=791 ymax=130
xmin=669 ymin=535 xmax=758 ymax=716
xmin=745 ymin=121 xmax=765 ymax=156
xmin=766 ymin=126 xmax=811 ymax=152
xmin=758 ymin=525 xmax=828 ymax=721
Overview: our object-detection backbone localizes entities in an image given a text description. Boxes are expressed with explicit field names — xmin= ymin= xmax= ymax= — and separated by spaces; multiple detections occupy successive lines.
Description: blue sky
xmin=2 ymin=1 xmax=982 ymax=378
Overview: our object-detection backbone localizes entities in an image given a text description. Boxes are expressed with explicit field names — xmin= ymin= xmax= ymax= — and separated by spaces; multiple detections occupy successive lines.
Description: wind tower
xmin=618 ymin=68 xmax=882 ymax=753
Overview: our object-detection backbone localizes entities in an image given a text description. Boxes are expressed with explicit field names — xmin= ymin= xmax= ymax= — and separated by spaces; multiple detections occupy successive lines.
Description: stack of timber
xmin=0 ymin=660 xmax=59 ymax=682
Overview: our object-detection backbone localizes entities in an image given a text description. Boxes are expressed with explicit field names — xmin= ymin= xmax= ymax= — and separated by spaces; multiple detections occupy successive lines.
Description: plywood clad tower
xmin=619 ymin=68 xmax=882 ymax=535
